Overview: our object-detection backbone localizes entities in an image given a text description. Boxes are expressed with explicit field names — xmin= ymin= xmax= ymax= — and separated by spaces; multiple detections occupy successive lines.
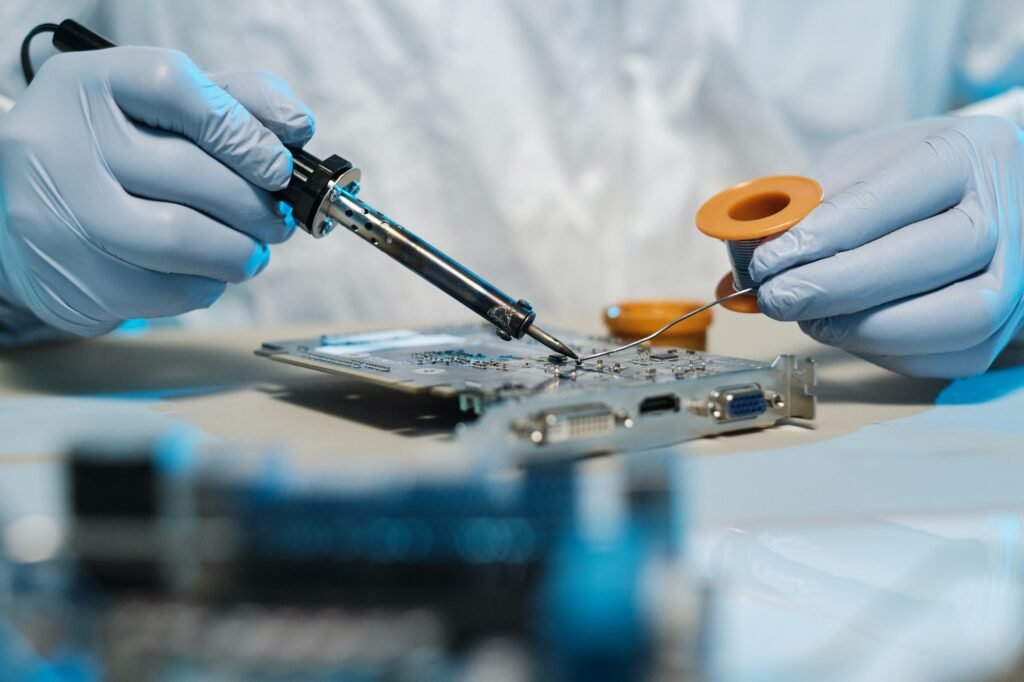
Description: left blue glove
xmin=749 ymin=115 xmax=1024 ymax=379
xmin=0 ymin=49 xmax=315 ymax=339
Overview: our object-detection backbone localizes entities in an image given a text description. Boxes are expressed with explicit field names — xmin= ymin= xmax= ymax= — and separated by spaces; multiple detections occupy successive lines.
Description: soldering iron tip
xmin=525 ymin=324 xmax=579 ymax=361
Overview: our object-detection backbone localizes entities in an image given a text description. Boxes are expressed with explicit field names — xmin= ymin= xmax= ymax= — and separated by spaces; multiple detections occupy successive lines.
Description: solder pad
xmin=257 ymin=325 xmax=815 ymax=460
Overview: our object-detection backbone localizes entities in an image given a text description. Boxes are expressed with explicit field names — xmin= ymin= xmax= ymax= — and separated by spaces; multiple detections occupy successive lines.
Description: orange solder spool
xmin=696 ymin=175 xmax=822 ymax=313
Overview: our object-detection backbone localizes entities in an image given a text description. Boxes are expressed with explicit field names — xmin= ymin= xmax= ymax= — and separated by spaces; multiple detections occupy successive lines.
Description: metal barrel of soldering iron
xmin=284 ymin=149 xmax=538 ymax=343
xmin=41 ymin=19 xmax=574 ymax=355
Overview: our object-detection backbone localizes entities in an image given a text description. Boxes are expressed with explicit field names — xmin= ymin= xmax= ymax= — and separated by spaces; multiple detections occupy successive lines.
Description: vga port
xmin=708 ymin=384 xmax=767 ymax=422
xmin=519 ymin=403 xmax=616 ymax=445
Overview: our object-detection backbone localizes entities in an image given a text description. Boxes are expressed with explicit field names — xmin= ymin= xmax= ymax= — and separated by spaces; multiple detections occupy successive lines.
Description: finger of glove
xmin=208 ymin=70 xmax=315 ymax=147
xmin=96 ymin=193 xmax=271 ymax=283
xmin=796 ymin=271 xmax=1007 ymax=357
xmin=847 ymin=311 xmax=1024 ymax=379
xmin=849 ymin=345 xmax=997 ymax=379
xmin=107 ymin=121 xmax=297 ymax=244
xmin=105 ymin=47 xmax=292 ymax=190
xmin=845 ymin=280 xmax=1024 ymax=379
xmin=750 ymin=128 xmax=970 ymax=282
xmin=75 ymin=270 xmax=226 ymax=322
xmin=121 ymin=273 xmax=227 ymax=319
xmin=811 ymin=117 xmax=957 ymax=199
xmin=758 ymin=197 xmax=995 ymax=321
xmin=14 ymin=232 xmax=227 ymax=329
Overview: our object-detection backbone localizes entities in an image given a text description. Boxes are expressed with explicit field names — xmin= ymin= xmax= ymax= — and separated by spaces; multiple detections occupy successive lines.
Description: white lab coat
xmin=2 ymin=0 xmax=1023 ymax=332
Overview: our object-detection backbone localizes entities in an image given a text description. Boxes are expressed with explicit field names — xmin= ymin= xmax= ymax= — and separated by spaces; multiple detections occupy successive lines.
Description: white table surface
xmin=2 ymin=310 xmax=1023 ymax=681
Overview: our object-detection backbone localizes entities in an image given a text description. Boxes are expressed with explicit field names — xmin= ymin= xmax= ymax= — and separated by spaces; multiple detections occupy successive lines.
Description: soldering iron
xmin=20 ymin=19 xmax=578 ymax=360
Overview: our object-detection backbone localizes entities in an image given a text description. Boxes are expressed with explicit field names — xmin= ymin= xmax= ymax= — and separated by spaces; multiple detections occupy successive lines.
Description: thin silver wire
xmin=577 ymin=287 xmax=755 ymax=364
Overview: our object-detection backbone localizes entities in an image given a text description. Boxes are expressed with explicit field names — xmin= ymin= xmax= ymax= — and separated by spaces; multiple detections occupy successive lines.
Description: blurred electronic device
xmin=1 ymin=438 xmax=705 ymax=681
xmin=257 ymin=324 xmax=816 ymax=459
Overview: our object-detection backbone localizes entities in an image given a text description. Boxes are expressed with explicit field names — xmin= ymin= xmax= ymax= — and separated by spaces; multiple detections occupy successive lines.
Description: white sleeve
xmin=953 ymin=87 xmax=1024 ymax=128
xmin=956 ymin=0 xmax=1024 ymax=107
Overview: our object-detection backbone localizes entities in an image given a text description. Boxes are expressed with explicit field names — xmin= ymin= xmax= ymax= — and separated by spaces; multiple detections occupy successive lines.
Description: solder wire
xmin=577 ymin=287 xmax=755 ymax=364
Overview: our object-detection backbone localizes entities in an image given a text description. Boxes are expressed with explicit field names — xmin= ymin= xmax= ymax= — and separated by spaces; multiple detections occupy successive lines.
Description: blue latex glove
xmin=750 ymin=115 xmax=1024 ymax=378
xmin=0 ymin=48 xmax=315 ymax=337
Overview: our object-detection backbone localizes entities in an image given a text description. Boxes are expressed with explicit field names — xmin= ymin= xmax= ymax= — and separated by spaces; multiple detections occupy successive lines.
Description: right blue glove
xmin=750 ymin=115 xmax=1024 ymax=379
xmin=0 ymin=48 xmax=315 ymax=338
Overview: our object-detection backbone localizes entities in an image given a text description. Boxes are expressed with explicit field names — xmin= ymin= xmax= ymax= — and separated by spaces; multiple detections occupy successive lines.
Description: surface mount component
xmin=257 ymin=325 xmax=816 ymax=461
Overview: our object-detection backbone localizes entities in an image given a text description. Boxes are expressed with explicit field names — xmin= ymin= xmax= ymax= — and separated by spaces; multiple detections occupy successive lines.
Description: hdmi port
xmin=639 ymin=394 xmax=680 ymax=415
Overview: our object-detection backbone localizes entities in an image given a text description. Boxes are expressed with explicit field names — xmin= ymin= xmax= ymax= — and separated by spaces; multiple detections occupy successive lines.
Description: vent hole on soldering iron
xmin=728 ymin=192 xmax=791 ymax=221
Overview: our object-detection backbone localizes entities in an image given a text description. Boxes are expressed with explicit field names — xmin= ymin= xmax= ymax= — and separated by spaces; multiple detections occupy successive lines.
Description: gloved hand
xmin=750 ymin=115 xmax=1024 ymax=378
xmin=0 ymin=47 xmax=315 ymax=337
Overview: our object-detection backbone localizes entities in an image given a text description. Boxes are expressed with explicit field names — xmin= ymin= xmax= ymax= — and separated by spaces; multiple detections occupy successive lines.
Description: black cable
xmin=20 ymin=23 xmax=60 ymax=84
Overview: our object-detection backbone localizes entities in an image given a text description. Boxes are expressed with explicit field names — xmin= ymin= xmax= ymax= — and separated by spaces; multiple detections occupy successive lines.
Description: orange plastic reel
xmin=696 ymin=175 xmax=822 ymax=313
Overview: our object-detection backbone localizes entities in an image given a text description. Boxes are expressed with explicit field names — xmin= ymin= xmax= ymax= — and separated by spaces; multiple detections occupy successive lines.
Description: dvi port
xmin=708 ymin=384 xmax=767 ymax=422
xmin=519 ymin=404 xmax=617 ymax=445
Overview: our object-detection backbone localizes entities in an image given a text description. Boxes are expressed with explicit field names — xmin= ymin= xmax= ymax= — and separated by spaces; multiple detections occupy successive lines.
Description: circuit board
xmin=257 ymin=325 xmax=815 ymax=460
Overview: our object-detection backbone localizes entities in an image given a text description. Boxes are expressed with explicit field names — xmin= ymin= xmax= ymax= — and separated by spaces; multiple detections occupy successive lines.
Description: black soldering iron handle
xmin=51 ymin=18 xmax=114 ymax=52
xmin=45 ymin=19 xmax=352 ymax=233
xmin=277 ymin=148 xmax=358 ymax=235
